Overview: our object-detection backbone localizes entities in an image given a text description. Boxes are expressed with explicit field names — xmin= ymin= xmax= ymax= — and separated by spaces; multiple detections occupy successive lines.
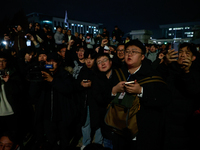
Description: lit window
xmin=169 ymin=28 xmax=172 ymax=31
xmin=94 ymin=32 xmax=96 ymax=34
xmin=184 ymin=32 xmax=194 ymax=34
xmin=185 ymin=27 xmax=190 ymax=29
xmin=89 ymin=26 xmax=91 ymax=28
xmin=86 ymin=31 xmax=89 ymax=33
xmin=173 ymin=27 xmax=183 ymax=30
xmin=94 ymin=26 xmax=96 ymax=29
xmin=78 ymin=24 xmax=80 ymax=27
xmin=71 ymin=23 xmax=74 ymax=26
xmin=187 ymin=35 xmax=193 ymax=37
xmin=54 ymin=27 xmax=56 ymax=30
xmin=81 ymin=25 xmax=83 ymax=27
xmin=168 ymin=33 xmax=172 ymax=36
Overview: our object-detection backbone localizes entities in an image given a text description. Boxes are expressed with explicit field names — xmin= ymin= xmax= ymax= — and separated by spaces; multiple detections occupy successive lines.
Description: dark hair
xmin=76 ymin=46 xmax=86 ymax=52
xmin=95 ymin=53 xmax=111 ymax=62
xmin=179 ymin=42 xmax=198 ymax=56
xmin=56 ymin=26 xmax=62 ymax=30
xmin=125 ymin=39 xmax=146 ymax=54
xmin=117 ymin=43 xmax=125 ymax=48
xmin=0 ymin=131 xmax=20 ymax=149
xmin=0 ymin=51 xmax=9 ymax=60
xmin=84 ymin=49 xmax=97 ymax=59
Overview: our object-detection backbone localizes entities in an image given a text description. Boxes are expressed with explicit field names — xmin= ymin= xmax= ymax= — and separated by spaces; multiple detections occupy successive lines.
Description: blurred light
xmin=2 ymin=41 xmax=7 ymax=45
xmin=71 ymin=23 xmax=74 ymax=26
xmin=43 ymin=20 xmax=52 ymax=23
xmin=81 ymin=25 xmax=83 ymax=27
xmin=54 ymin=27 xmax=56 ymax=30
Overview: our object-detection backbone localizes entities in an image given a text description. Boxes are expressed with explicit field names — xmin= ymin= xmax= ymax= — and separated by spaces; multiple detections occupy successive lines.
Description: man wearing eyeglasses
xmin=107 ymin=40 xmax=171 ymax=150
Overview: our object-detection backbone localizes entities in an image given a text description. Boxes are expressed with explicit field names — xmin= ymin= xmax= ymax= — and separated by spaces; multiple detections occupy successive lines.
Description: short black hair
xmin=95 ymin=53 xmax=112 ymax=62
xmin=125 ymin=39 xmax=146 ymax=54
xmin=179 ymin=42 xmax=198 ymax=56
xmin=84 ymin=49 xmax=97 ymax=59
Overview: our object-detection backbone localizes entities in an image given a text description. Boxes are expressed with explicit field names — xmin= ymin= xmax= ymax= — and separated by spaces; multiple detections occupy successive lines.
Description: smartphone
xmin=125 ymin=81 xmax=135 ymax=85
xmin=45 ymin=64 xmax=53 ymax=69
xmin=83 ymin=79 xmax=88 ymax=83
xmin=171 ymin=42 xmax=179 ymax=52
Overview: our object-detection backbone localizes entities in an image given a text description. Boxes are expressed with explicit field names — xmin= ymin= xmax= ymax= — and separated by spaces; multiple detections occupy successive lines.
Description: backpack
xmin=104 ymin=68 xmax=166 ymax=139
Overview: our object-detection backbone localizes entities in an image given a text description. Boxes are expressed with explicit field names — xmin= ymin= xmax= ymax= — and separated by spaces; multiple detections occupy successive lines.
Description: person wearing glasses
xmin=98 ymin=40 xmax=170 ymax=150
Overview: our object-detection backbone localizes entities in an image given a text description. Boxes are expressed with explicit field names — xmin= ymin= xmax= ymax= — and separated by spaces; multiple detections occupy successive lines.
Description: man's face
xmin=85 ymin=55 xmax=94 ymax=69
xmin=57 ymin=27 xmax=62 ymax=33
xmin=35 ymin=23 xmax=40 ymax=30
xmin=67 ymin=30 xmax=71 ymax=35
xmin=0 ymin=58 xmax=7 ymax=70
xmin=38 ymin=54 xmax=47 ymax=62
xmin=17 ymin=25 xmax=22 ymax=31
xmin=46 ymin=60 xmax=58 ymax=72
xmin=25 ymin=53 xmax=33 ymax=62
xmin=0 ymin=136 xmax=15 ymax=150
xmin=150 ymin=45 xmax=156 ymax=53
xmin=76 ymin=48 xmax=85 ymax=60
xmin=59 ymin=48 xmax=66 ymax=59
xmin=96 ymin=56 xmax=112 ymax=72
xmin=124 ymin=45 xmax=144 ymax=68
xmin=177 ymin=46 xmax=196 ymax=65
xmin=116 ymin=45 xmax=125 ymax=60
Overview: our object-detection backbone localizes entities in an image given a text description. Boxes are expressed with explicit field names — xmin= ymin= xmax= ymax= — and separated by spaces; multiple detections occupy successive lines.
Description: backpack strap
xmin=138 ymin=76 xmax=166 ymax=85
xmin=114 ymin=68 xmax=127 ymax=82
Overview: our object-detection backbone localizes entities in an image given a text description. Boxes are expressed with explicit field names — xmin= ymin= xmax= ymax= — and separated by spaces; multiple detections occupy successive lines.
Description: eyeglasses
xmin=97 ymin=58 xmax=108 ymax=65
xmin=125 ymin=50 xmax=142 ymax=55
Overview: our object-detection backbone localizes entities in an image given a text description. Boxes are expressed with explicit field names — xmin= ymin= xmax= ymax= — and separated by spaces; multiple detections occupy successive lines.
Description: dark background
xmin=0 ymin=0 xmax=200 ymax=34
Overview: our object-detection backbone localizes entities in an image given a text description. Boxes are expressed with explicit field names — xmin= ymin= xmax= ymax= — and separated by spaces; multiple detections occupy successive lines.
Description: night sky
xmin=1 ymin=0 xmax=200 ymax=34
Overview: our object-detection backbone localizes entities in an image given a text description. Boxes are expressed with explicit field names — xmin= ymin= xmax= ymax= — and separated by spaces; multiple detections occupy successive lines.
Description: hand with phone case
xmin=81 ymin=79 xmax=92 ymax=88
xmin=125 ymin=80 xmax=142 ymax=94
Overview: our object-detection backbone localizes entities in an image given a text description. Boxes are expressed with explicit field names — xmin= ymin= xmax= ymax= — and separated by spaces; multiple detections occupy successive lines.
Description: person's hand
xmin=158 ymin=53 xmax=165 ymax=60
xmin=164 ymin=49 xmax=178 ymax=65
xmin=81 ymin=80 xmax=92 ymax=88
xmin=125 ymin=80 xmax=142 ymax=94
xmin=41 ymin=71 xmax=53 ymax=82
xmin=69 ymin=40 xmax=74 ymax=46
xmin=95 ymin=46 xmax=100 ymax=53
xmin=101 ymin=39 xmax=108 ymax=47
xmin=13 ymin=28 xmax=17 ymax=32
xmin=180 ymin=57 xmax=193 ymax=73
xmin=2 ymin=74 xmax=9 ymax=82
xmin=26 ymin=33 xmax=35 ymax=41
xmin=112 ymin=81 xmax=126 ymax=95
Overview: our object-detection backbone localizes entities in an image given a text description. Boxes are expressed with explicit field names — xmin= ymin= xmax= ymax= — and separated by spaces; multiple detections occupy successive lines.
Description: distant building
xmin=160 ymin=21 xmax=200 ymax=39
xmin=26 ymin=12 xmax=103 ymax=36
xmin=147 ymin=21 xmax=200 ymax=44
xmin=129 ymin=30 xmax=152 ymax=44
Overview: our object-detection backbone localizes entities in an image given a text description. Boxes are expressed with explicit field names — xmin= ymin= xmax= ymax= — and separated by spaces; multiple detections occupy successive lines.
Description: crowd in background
xmin=0 ymin=22 xmax=200 ymax=150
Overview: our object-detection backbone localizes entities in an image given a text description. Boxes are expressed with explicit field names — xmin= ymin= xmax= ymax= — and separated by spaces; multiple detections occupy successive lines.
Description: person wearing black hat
xmin=99 ymin=40 xmax=171 ymax=150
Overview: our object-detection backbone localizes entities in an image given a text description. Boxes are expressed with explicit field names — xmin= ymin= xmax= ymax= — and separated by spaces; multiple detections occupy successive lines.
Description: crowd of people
xmin=0 ymin=22 xmax=200 ymax=150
